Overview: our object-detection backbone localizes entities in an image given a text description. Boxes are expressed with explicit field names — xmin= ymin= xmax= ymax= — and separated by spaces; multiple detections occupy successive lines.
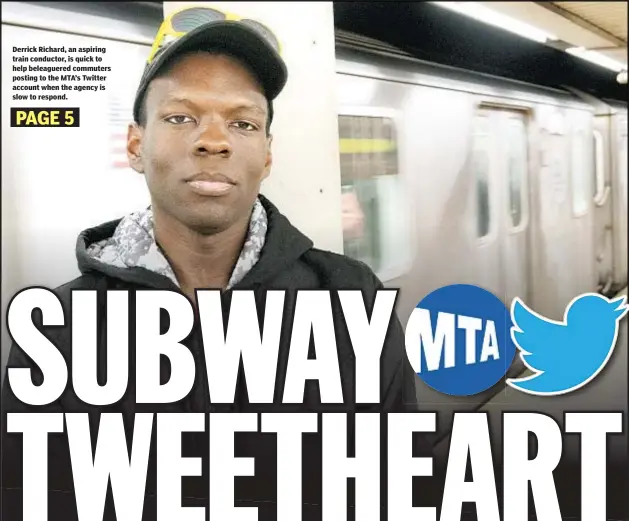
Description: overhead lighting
xmin=566 ymin=47 xmax=626 ymax=73
xmin=432 ymin=2 xmax=558 ymax=43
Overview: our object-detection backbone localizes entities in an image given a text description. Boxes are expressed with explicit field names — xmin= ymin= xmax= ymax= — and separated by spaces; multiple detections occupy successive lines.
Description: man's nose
xmin=193 ymin=120 xmax=232 ymax=157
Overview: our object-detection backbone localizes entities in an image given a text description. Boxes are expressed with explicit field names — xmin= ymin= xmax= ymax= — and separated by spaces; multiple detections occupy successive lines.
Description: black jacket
xmin=2 ymin=196 xmax=434 ymax=520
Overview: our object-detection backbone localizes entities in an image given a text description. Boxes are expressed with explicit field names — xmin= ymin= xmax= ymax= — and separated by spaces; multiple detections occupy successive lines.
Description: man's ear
xmin=262 ymin=134 xmax=273 ymax=181
xmin=127 ymin=122 xmax=144 ymax=174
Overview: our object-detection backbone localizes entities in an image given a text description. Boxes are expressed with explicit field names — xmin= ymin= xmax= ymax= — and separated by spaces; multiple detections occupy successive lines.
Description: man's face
xmin=128 ymin=52 xmax=272 ymax=234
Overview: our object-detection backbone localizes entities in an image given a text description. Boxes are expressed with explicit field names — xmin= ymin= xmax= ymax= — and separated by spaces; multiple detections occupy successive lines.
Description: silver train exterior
xmin=334 ymin=30 xmax=628 ymax=451
xmin=335 ymin=30 xmax=627 ymax=323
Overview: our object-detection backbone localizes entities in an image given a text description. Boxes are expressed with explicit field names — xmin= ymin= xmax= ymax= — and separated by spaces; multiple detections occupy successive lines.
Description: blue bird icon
xmin=506 ymin=293 xmax=628 ymax=396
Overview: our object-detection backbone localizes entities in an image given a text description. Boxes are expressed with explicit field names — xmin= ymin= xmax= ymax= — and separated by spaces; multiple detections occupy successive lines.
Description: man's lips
xmin=185 ymin=172 xmax=235 ymax=197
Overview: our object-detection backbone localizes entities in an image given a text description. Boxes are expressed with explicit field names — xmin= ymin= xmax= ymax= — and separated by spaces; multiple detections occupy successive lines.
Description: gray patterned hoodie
xmin=85 ymin=198 xmax=268 ymax=289
xmin=3 ymin=194 xmax=431 ymax=521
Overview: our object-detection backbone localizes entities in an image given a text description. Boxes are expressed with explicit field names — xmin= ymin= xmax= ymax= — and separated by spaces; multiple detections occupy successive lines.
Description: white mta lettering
xmin=480 ymin=320 xmax=500 ymax=362
xmin=405 ymin=310 xmax=500 ymax=373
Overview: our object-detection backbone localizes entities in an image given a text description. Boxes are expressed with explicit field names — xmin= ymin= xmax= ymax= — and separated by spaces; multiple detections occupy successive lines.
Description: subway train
xmin=2 ymin=3 xmax=627 ymax=449
xmin=334 ymin=29 xmax=627 ymax=324
xmin=333 ymin=29 xmax=628 ymax=442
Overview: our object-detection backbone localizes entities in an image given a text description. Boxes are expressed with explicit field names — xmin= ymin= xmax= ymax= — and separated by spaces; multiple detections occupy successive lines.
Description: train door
xmin=497 ymin=110 xmax=531 ymax=306
xmin=592 ymin=114 xmax=614 ymax=293
xmin=475 ymin=106 xmax=531 ymax=306
xmin=612 ymin=111 xmax=628 ymax=290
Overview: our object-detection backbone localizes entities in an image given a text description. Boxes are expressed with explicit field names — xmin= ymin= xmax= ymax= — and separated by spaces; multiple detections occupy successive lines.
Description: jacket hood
xmin=76 ymin=195 xmax=314 ymax=290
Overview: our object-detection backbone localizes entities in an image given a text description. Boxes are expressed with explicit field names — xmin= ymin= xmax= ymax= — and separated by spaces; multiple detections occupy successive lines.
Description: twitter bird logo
xmin=506 ymin=293 xmax=628 ymax=396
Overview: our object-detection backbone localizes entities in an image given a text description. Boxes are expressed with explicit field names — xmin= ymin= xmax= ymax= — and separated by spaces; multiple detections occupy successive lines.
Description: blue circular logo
xmin=405 ymin=284 xmax=516 ymax=396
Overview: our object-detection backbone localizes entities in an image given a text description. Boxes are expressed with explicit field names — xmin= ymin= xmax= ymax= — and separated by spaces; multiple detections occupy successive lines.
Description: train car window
xmin=472 ymin=116 xmax=491 ymax=238
xmin=506 ymin=117 xmax=528 ymax=229
xmin=571 ymin=129 xmax=589 ymax=216
xmin=338 ymin=114 xmax=405 ymax=279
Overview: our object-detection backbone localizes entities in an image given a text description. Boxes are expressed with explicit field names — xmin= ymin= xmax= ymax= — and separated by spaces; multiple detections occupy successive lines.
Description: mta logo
xmin=506 ymin=293 xmax=628 ymax=396
xmin=405 ymin=284 xmax=516 ymax=396
xmin=405 ymin=286 xmax=627 ymax=397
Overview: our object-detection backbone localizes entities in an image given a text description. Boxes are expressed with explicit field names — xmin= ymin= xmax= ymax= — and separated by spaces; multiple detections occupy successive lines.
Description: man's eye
xmin=165 ymin=115 xmax=194 ymax=124
xmin=232 ymin=121 xmax=257 ymax=131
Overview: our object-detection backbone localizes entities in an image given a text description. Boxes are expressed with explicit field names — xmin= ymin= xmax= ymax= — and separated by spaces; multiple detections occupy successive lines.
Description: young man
xmin=2 ymin=10 xmax=431 ymax=520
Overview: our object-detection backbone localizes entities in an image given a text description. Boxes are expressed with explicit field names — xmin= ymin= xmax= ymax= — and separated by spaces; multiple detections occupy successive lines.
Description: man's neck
xmin=152 ymin=207 xmax=251 ymax=297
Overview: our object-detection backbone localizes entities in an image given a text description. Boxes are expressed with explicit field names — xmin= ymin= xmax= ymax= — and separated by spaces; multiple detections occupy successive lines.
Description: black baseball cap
xmin=133 ymin=7 xmax=288 ymax=123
